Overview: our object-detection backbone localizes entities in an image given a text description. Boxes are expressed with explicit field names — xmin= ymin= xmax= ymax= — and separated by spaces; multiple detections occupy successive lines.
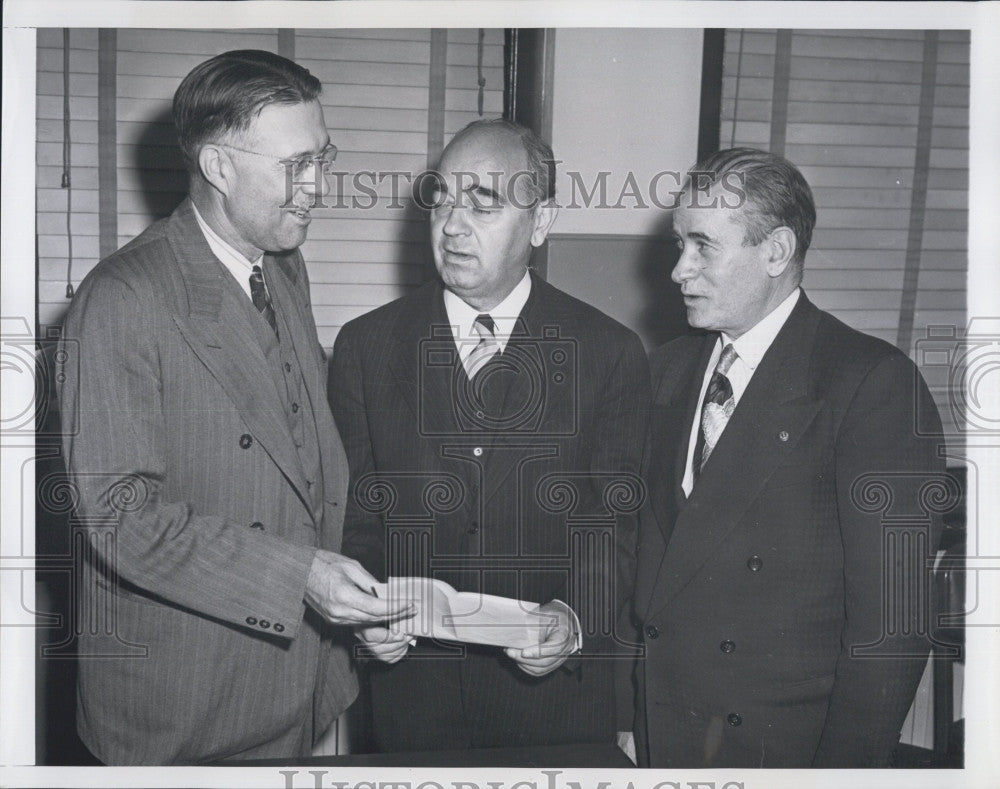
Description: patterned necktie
xmin=249 ymin=264 xmax=279 ymax=338
xmin=694 ymin=343 xmax=738 ymax=480
xmin=462 ymin=313 xmax=499 ymax=378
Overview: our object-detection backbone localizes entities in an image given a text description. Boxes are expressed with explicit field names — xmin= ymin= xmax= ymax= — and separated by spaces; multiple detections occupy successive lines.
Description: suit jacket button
xmin=720 ymin=639 xmax=736 ymax=653
xmin=747 ymin=555 xmax=763 ymax=572
xmin=284 ymin=362 xmax=292 ymax=372
xmin=727 ymin=712 xmax=742 ymax=727
xmin=239 ymin=434 xmax=253 ymax=449
xmin=250 ymin=521 xmax=264 ymax=530
xmin=246 ymin=616 xmax=258 ymax=626
xmin=645 ymin=625 xmax=659 ymax=639
xmin=291 ymin=402 xmax=299 ymax=413
xmin=259 ymin=620 xmax=270 ymax=629
xmin=273 ymin=623 xmax=285 ymax=633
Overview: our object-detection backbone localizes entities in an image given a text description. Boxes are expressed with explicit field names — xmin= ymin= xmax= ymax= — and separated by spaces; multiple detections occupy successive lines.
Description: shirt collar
xmin=192 ymin=202 xmax=264 ymax=292
xmin=722 ymin=288 xmax=800 ymax=370
xmin=443 ymin=269 xmax=532 ymax=355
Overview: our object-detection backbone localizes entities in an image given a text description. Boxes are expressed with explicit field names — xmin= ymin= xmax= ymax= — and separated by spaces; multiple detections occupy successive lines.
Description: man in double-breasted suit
xmin=633 ymin=148 xmax=947 ymax=767
xmin=331 ymin=119 xmax=649 ymax=752
xmin=57 ymin=50 xmax=408 ymax=765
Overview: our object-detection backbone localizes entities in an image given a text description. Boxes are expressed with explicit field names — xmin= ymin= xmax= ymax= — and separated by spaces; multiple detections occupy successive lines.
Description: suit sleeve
xmin=586 ymin=332 xmax=651 ymax=652
xmin=568 ymin=330 xmax=649 ymax=716
xmin=57 ymin=271 xmax=317 ymax=639
xmin=812 ymin=352 xmax=946 ymax=766
xmin=329 ymin=323 xmax=386 ymax=579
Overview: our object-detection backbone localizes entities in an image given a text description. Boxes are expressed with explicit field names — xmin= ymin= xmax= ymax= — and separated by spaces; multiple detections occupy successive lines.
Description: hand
xmin=354 ymin=625 xmax=413 ymax=664
xmin=504 ymin=600 xmax=579 ymax=677
xmin=304 ymin=549 xmax=414 ymax=626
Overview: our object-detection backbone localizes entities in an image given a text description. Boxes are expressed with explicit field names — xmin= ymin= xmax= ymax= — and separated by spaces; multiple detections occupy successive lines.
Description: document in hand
xmin=373 ymin=576 xmax=556 ymax=649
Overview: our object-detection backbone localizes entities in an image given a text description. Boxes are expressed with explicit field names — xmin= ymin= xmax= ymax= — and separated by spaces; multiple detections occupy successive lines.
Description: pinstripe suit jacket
xmin=331 ymin=276 xmax=650 ymax=749
xmin=57 ymin=199 xmax=356 ymax=764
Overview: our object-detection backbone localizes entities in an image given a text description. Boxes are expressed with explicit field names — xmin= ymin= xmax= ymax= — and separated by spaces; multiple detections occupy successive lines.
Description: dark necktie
xmin=693 ymin=343 xmax=738 ymax=481
xmin=249 ymin=264 xmax=279 ymax=338
xmin=463 ymin=313 xmax=499 ymax=378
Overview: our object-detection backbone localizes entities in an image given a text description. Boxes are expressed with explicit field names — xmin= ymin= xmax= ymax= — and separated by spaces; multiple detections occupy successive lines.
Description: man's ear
xmin=764 ymin=226 xmax=796 ymax=277
xmin=197 ymin=144 xmax=233 ymax=197
xmin=530 ymin=201 xmax=559 ymax=248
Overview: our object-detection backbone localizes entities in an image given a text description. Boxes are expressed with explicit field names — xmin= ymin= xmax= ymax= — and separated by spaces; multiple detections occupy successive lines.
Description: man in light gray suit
xmin=56 ymin=50 xmax=410 ymax=765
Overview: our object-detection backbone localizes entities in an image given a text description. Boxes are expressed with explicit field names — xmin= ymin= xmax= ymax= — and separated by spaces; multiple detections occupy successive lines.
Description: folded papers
xmin=374 ymin=576 xmax=557 ymax=649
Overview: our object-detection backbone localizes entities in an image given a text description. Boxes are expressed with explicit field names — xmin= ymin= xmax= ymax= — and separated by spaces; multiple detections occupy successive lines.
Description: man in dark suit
xmin=56 ymin=50 xmax=409 ymax=765
xmin=633 ymin=148 xmax=947 ymax=767
xmin=331 ymin=119 xmax=649 ymax=752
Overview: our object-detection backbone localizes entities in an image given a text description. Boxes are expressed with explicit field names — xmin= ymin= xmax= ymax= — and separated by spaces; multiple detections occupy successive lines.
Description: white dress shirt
xmin=192 ymin=202 xmax=265 ymax=300
xmin=681 ymin=288 xmax=801 ymax=496
xmin=443 ymin=268 xmax=532 ymax=374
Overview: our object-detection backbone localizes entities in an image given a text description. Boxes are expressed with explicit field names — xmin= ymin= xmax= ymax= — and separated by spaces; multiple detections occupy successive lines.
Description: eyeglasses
xmin=213 ymin=141 xmax=338 ymax=178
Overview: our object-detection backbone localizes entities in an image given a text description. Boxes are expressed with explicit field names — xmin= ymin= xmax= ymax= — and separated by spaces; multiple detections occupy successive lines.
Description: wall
xmin=543 ymin=29 xmax=704 ymax=350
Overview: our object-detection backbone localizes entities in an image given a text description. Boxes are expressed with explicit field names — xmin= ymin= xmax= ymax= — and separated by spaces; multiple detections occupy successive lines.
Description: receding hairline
xmin=441 ymin=125 xmax=530 ymax=169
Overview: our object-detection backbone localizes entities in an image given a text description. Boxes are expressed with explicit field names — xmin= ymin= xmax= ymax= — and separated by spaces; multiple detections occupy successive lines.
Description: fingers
xmin=504 ymin=618 xmax=575 ymax=676
xmin=519 ymin=621 xmax=575 ymax=659
xmin=504 ymin=647 xmax=565 ymax=677
xmin=354 ymin=626 xmax=412 ymax=664
xmin=531 ymin=633 xmax=574 ymax=658
xmin=323 ymin=583 xmax=414 ymax=625
xmin=338 ymin=556 xmax=378 ymax=590
xmin=306 ymin=551 xmax=415 ymax=626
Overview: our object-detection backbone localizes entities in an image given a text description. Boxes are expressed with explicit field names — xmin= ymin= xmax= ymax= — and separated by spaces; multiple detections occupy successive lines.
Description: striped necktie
xmin=462 ymin=313 xmax=499 ymax=378
xmin=694 ymin=343 xmax=738 ymax=480
xmin=249 ymin=264 xmax=279 ymax=338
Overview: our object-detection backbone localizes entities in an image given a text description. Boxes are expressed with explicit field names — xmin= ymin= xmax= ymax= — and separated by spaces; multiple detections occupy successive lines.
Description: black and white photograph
xmin=2 ymin=1 xmax=998 ymax=788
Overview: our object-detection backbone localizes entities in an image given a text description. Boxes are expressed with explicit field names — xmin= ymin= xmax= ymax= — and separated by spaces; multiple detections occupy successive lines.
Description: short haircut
xmin=173 ymin=49 xmax=322 ymax=172
xmin=688 ymin=147 xmax=816 ymax=267
xmin=445 ymin=118 xmax=557 ymax=204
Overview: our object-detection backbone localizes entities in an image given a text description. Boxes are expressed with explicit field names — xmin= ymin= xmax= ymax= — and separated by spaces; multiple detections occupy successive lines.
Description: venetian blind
xmin=721 ymin=28 xmax=968 ymax=437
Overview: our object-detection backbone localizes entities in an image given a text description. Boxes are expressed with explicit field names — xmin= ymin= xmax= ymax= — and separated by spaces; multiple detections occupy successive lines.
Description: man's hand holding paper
xmin=504 ymin=600 xmax=581 ymax=677
xmin=354 ymin=625 xmax=413 ymax=664
xmin=372 ymin=577 xmax=581 ymax=665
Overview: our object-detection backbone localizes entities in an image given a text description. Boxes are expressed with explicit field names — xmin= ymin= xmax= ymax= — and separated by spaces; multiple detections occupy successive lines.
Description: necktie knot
xmin=716 ymin=343 xmax=738 ymax=376
xmin=694 ymin=343 xmax=738 ymax=481
xmin=249 ymin=264 xmax=279 ymax=338
xmin=463 ymin=313 xmax=499 ymax=378
xmin=474 ymin=313 xmax=496 ymax=338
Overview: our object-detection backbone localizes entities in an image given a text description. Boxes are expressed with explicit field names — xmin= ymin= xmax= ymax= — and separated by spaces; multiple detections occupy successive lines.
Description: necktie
xmin=693 ymin=343 xmax=738 ymax=480
xmin=462 ymin=313 xmax=499 ymax=378
xmin=249 ymin=264 xmax=279 ymax=338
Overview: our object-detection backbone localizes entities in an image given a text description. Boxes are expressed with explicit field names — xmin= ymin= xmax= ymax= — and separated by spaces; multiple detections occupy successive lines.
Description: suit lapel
xmin=646 ymin=296 xmax=823 ymax=619
xmin=266 ymin=250 xmax=349 ymax=523
xmin=648 ymin=334 xmax=716 ymax=535
xmin=388 ymin=283 xmax=456 ymax=436
xmin=165 ymin=201 xmax=311 ymax=505
xmin=265 ymin=251 xmax=323 ymax=421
